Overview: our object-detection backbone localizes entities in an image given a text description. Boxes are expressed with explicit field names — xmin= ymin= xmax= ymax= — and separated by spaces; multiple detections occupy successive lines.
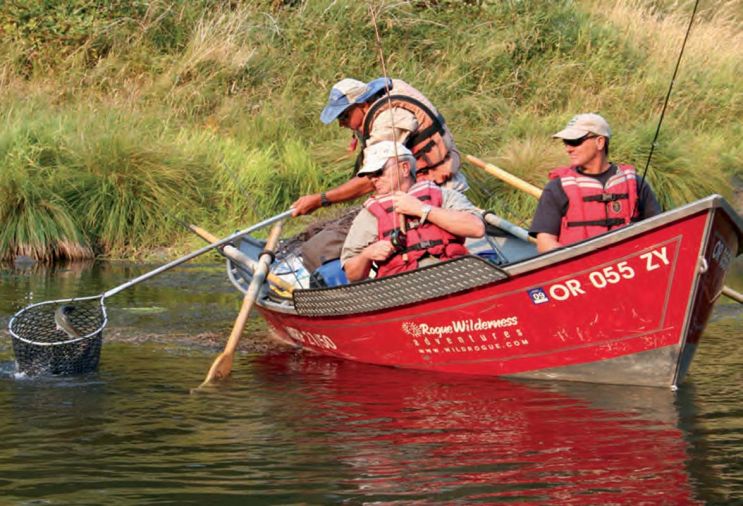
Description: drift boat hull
xmin=229 ymin=196 xmax=741 ymax=388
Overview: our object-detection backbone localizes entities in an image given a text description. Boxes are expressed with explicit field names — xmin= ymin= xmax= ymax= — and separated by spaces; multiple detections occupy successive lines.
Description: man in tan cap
xmin=291 ymin=77 xmax=467 ymax=217
xmin=342 ymin=141 xmax=483 ymax=281
xmin=529 ymin=113 xmax=661 ymax=253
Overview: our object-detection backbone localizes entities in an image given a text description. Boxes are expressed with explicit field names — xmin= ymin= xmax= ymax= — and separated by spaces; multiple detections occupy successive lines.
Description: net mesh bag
xmin=9 ymin=298 xmax=106 ymax=376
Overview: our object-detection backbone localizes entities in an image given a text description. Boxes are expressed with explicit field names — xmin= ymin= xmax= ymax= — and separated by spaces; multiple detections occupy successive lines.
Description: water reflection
xmin=251 ymin=353 xmax=702 ymax=504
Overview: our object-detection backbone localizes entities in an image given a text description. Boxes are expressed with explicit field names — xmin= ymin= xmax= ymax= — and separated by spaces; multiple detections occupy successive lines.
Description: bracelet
xmin=320 ymin=192 xmax=331 ymax=207
xmin=420 ymin=204 xmax=432 ymax=224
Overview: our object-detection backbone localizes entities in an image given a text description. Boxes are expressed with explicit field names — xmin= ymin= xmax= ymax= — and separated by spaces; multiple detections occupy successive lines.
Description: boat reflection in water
xmin=255 ymin=352 xmax=701 ymax=504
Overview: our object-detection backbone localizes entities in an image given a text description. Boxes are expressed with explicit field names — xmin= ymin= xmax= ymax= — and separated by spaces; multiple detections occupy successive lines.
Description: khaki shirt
xmin=340 ymin=188 xmax=480 ymax=267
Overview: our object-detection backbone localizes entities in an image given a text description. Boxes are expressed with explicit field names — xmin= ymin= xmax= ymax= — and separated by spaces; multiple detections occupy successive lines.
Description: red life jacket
xmin=356 ymin=80 xmax=457 ymax=175
xmin=550 ymin=164 xmax=639 ymax=245
xmin=364 ymin=181 xmax=469 ymax=277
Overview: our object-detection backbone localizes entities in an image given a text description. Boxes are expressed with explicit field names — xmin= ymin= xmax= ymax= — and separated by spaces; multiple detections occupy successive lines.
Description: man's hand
xmin=389 ymin=191 xmax=424 ymax=218
xmin=291 ymin=194 xmax=322 ymax=216
xmin=344 ymin=239 xmax=395 ymax=281
xmin=362 ymin=240 xmax=395 ymax=262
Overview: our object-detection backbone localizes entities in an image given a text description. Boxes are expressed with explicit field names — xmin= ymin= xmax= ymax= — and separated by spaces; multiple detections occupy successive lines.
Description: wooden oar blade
xmin=197 ymin=352 xmax=234 ymax=388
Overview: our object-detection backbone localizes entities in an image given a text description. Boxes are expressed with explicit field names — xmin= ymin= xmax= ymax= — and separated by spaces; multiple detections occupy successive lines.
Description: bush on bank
xmin=0 ymin=0 xmax=740 ymax=260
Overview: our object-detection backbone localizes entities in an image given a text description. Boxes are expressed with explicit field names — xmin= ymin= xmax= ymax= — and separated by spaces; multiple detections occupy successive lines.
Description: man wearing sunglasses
xmin=530 ymin=113 xmax=661 ymax=253
xmin=341 ymin=141 xmax=483 ymax=282
xmin=291 ymin=77 xmax=468 ymax=217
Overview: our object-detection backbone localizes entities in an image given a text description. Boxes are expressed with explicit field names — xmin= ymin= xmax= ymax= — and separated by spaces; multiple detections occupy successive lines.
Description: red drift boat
xmin=228 ymin=195 xmax=742 ymax=388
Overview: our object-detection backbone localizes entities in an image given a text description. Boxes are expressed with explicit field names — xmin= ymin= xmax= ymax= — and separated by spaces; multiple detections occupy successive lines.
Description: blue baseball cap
xmin=320 ymin=77 xmax=392 ymax=125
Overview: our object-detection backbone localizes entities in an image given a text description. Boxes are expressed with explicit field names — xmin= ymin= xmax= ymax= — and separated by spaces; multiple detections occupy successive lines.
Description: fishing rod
xmin=634 ymin=0 xmax=700 ymax=214
xmin=369 ymin=3 xmax=408 ymax=256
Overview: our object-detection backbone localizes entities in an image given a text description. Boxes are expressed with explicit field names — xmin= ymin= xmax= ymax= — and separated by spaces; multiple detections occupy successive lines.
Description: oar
xmin=722 ymin=286 xmax=743 ymax=304
xmin=196 ymin=220 xmax=286 ymax=388
xmin=466 ymin=155 xmax=543 ymax=198
xmin=184 ymin=223 xmax=295 ymax=293
xmin=467 ymin=154 xmax=743 ymax=304
xmin=479 ymin=211 xmax=535 ymax=244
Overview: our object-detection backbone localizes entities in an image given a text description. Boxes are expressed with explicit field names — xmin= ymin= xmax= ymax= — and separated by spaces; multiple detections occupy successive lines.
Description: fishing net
xmin=8 ymin=297 xmax=107 ymax=376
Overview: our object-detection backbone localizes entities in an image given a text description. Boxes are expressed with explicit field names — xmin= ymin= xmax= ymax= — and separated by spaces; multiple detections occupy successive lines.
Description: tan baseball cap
xmin=553 ymin=113 xmax=612 ymax=140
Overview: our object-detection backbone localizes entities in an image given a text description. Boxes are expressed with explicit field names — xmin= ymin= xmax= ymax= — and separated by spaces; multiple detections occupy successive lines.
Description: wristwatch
xmin=420 ymin=204 xmax=432 ymax=224
xmin=320 ymin=192 xmax=331 ymax=207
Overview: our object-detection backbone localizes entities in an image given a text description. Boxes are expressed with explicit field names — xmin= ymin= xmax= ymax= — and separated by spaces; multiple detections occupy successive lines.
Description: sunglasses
xmin=365 ymin=167 xmax=385 ymax=179
xmin=563 ymin=134 xmax=597 ymax=147
xmin=338 ymin=107 xmax=353 ymax=122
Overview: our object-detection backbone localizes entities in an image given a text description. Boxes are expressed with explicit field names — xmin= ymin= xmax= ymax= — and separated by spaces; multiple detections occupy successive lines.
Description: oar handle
xmin=466 ymin=155 xmax=543 ymax=199
xmin=188 ymin=224 xmax=295 ymax=293
xmin=479 ymin=211 xmax=536 ymax=244
xmin=103 ymin=209 xmax=293 ymax=299
xmin=722 ymin=285 xmax=743 ymax=304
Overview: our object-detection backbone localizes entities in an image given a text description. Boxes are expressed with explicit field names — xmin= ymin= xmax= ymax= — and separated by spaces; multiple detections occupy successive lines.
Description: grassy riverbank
xmin=1 ymin=0 xmax=741 ymax=261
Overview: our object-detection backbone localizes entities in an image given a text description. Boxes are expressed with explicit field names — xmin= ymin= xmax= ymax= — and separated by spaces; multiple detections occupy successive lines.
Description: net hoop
xmin=8 ymin=295 xmax=108 ymax=347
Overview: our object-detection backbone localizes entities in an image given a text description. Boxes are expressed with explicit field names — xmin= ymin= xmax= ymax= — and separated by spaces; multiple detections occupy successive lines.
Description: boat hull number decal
xmin=531 ymin=246 xmax=670 ymax=303
xmin=285 ymin=326 xmax=337 ymax=350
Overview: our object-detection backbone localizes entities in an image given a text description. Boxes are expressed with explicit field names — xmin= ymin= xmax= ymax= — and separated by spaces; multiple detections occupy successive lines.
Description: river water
xmin=0 ymin=259 xmax=741 ymax=504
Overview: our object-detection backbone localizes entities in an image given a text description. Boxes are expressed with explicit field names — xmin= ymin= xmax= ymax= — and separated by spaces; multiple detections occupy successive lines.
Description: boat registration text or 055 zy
xmin=530 ymin=246 xmax=672 ymax=304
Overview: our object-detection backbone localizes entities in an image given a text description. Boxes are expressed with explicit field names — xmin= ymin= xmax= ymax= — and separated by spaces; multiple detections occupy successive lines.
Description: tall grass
xmin=0 ymin=103 xmax=211 ymax=259
xmin=0 ymin=116 xmax=92 ymax=262
xmin=0 ymin=0 xmax=741 ymax=260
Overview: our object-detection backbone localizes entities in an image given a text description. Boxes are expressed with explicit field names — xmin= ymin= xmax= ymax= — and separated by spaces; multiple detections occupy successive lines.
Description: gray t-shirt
xmin=341 ymin=188 xmax=480 ymax=266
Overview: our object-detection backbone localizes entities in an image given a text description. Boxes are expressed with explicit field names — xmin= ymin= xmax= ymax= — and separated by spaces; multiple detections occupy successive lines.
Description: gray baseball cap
xmin=553 ymin=113 xmax=612 ymax=140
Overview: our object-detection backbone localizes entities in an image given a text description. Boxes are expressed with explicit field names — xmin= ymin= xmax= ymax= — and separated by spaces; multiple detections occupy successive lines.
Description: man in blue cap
xmin=291 ymin=77 xmax=467 ymax=216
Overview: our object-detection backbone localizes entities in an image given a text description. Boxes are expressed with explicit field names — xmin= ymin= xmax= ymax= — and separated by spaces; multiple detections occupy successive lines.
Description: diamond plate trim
xmin=293 ymin=256 xmax=508 ymax=317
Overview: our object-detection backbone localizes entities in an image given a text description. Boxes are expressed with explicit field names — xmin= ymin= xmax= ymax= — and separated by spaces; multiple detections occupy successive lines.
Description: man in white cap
xmin=529 ymin=113 xmax=661 ymax=253
xmin=341 ymin=141 xmax=483 ymax=281
xmin=291 ymin=77 xmax=467 ymax=216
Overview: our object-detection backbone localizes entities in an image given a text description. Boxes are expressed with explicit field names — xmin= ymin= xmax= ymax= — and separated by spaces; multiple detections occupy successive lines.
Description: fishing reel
xmin=389 ymin=228 xmax=407 ymax=252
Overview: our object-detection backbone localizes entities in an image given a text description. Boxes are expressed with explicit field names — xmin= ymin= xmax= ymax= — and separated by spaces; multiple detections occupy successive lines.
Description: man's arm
xmin=292 ymin=177 xmax=374 ymax=216
xmin=341 ymin=209 xmax=386 ymax=282
xmin=366 ymin=108 xmax=417 ymax=146
xmin=637 ymin=178 xmax=662 ymax=219
xmin=536 ymin=233 xmax=561 ymax=253
xmin=392 ymin=191 xmax=485 ymax=238
xmin=529 ymin=179 xmax=566 ymax=253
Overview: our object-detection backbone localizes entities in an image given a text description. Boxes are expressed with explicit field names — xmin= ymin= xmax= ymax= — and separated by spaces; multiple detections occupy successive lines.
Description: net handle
xmin=8 ymin=210 xmax=292 ymax=345
xmin=102 ymin=209 xmax=292 ymax=298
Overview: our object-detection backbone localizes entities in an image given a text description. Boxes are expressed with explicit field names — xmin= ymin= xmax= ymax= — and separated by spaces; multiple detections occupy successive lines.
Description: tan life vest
xmin=357 ymin=80 xmax=460 ymax=175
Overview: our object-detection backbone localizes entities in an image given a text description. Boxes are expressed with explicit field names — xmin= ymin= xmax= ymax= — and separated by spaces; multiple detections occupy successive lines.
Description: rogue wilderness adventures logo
xmin=401 ymin=317 xmax=519 ymax=338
